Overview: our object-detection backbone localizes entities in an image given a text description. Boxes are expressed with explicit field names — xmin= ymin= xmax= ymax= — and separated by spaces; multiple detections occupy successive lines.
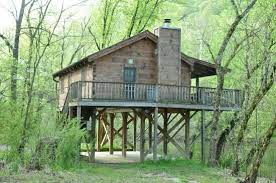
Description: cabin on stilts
xmin=53 ymin=19 xmax=242 ymax=163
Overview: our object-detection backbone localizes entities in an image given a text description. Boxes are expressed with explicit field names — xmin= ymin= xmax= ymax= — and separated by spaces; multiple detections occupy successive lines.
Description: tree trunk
xmin=209 ymin=68 xmax=224 ymax=166
xmin=241 ymin=115 xmax=276 ymax=183
xmin=10 ymin=0 xmax=26 ymax=101
xmin=232 ymin=64 xmax=275 ymax=175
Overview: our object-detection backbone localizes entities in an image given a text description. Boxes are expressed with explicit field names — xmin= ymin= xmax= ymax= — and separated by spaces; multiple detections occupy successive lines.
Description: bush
xmin=55 ymin=119 xmax=85 ymax=169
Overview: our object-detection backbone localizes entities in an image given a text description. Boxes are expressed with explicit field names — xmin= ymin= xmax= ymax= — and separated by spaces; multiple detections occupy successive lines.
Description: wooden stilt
xmin=68 ymin=106 xmax=73 ymax=120
xmin=185 ymin=111 xmax=190 ymax=159
xmin=109 ymin=113 xmax=115 ymax=155
xmin=148 ymin=116 xmax=152 ymax=153
xmin=163 ymin=109 xmax=168 ymax=158
xmin=97 ymin=114 xmax=102 ymax=151
xmin=201 ymin=110 xmax=205 ymax=163
xmin=153 ymin=107 xmax=158 ymax=161
xmin=76 ymin=106 xmax=81 ymax=160
xmin=140 ymin=110 xmax=145 ymax=162
xmin=133 ymin=113 xmax=137 ymax=151
xmin=89 ymin=108 xmax=97 ymax=162
xmin=77 ymin=106 xmax=81 ymax=121
xmin=122 ymin=112 xmax=128 ymax=158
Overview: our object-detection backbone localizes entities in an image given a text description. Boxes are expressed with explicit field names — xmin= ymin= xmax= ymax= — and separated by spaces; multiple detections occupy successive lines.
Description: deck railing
xmin=69 ymin=81 xmax=243 ymax=108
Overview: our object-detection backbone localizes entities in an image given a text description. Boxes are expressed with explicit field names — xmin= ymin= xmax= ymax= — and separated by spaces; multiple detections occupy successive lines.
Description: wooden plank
xmin=122 ymin=112 xmax=128 ymax=158
xmin=89 ymin=108 xmax=96 ymax=162
xmin=77 ymin=106 xmax=81 ymax=121
xmin=68 ymin=106 xmax=73 ymax=120
xmin=75 ymin=101 xmax=241 ymax=111
xmin=97 ymin=113 xmax=105 ymax=151
xmin=101 ymin=117 xmax=134 ymax=148
xmin=185 ymin=111 xmax=190 ymax=159
xmin=133 ymin=113 xmax=137 ymax=151
xmin=148 ymin=116 xmax=152 ymax=153
xmin=76 ymin=106 xmax=81 ymax=160
xmin=163 ymin=109 xmax=168 ymax=157
xmin=201 ymin=110 xmax=205 ymax=163
xmin=153 ymin=107 xmax=158 ymax=161
xmin=109 ymin=113 xmax=115 ymax=155
xmin=140 ymin=110 xmax=145 ymax=162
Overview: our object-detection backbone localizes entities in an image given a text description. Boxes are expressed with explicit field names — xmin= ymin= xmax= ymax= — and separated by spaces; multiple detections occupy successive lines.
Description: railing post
xmin=155 ymin=84 xmax=159 ymax=102
xmin=78 ymin=81 xmax=82 ymax=101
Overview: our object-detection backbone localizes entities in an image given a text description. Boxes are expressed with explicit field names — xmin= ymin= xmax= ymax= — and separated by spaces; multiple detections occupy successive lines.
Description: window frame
xmin=123 ymin=67 xmax=136 ymax=83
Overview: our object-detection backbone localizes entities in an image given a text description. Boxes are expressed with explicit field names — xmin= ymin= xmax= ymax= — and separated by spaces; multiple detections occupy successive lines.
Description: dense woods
xmin=0 ymin=0 xmax=275 ymax=182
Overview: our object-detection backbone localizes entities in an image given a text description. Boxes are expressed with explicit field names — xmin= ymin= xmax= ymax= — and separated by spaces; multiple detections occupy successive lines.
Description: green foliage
xmin=55 ymin=119 xmax=85 ymax=169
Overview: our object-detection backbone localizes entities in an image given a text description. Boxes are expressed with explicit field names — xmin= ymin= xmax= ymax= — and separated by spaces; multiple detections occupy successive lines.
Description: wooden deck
xmin=63 ymin=81 xmax=243 ymax=112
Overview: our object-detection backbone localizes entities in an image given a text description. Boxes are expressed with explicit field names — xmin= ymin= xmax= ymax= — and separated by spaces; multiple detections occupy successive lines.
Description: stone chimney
xmin=155 ymin=19 xmax=181 ymax=85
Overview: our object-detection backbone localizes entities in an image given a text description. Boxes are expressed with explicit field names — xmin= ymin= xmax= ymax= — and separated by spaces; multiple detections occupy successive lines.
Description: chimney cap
xmin=164 ymin=18 xmax=171 ymax=23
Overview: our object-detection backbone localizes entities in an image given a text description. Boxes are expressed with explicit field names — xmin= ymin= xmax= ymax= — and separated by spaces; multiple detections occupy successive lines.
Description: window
xmin=124 ymin=67 xmax=136 ymax=83
xmin=60 ymin=78 xmax=64 ymax=94
xmin=124 ymin=67 xmax=136 ymax=100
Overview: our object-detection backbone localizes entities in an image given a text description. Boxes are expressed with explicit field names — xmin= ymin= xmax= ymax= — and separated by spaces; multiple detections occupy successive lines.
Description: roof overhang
xmin=53 ymin=30 xmax=218 ymax=79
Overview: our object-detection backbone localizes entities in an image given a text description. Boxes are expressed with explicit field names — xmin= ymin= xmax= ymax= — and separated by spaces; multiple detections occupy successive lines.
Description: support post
xmin=163 ymin=109 xmax=168 ymax=158
xmin=89 ymin=108 xmax=97 ymax=162
xmin=109 ymin=113 xmax=115 ymax=155
xmin=153 ymin=107 xmax=158 ymax=161
xmin=185 ymin=111 xmax=190 ymax=159
xmin=97 ymin=113 xmax=104 ymax=151
xmin=76 ymin=106 xmax=81 ymax=159
xmin=69 ymin=106 xmax=73 ymax=121
xmin=77 ymin=106 xmax=81 ymax=121
xmin=140 ymin=110 xmax=145 ymax=162
xmin=122 ymin=112 xmax=128 ymax=158
xmin=133 ymin=113 xmax=137 ymax=151
xmin=196 ymin=77 xmax=200 ymax=102
xmin=201 ymin=110 xmax=205 ymax=163
xmin=148 ymin=117 xmax=152 ymax=153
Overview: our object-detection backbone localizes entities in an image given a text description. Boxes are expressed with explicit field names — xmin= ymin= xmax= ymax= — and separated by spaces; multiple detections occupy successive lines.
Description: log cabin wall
xmin=57 ymin=36 xmax=192 ymax=109
xmin=93 ymin=38 xmax=157 ymax=84
xmin=58 ymin=66 xmax=93 ymax=109
xmin=181 ymin=62 xmax=191 ymax=86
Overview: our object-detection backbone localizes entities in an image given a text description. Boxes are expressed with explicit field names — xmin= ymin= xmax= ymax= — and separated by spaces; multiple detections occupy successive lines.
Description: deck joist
xmin=69 ymin=100 xmax=240 ymax=111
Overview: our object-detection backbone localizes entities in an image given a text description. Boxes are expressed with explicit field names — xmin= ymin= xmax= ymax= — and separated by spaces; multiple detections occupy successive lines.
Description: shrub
xmin=55 ymin=119 xmax=85 ymax=169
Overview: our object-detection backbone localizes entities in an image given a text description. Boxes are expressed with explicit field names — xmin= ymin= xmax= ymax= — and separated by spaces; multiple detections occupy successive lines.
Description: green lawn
xmin=0 ymin=159 xmax=237 ymax=183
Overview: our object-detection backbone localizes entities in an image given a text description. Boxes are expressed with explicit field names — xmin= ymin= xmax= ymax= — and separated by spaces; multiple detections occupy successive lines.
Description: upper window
xmin=124 ymin=67 xmax=136 ymax=83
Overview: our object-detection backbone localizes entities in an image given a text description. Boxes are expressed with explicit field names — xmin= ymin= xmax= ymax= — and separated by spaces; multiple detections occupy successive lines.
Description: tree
xmin=207 ymin=0 xmax=257 ymax=166
xmin=0 ymin=0 xmax=27 ymax=101
xmin=241 ymin=113 xmax=276 ymax=183
xmin=18 ymin=0 xmax=64 ymax=154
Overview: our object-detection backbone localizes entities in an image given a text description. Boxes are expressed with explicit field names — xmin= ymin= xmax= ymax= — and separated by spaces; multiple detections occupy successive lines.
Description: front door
xmin=124 ymin=67 xmax=136 ymax=100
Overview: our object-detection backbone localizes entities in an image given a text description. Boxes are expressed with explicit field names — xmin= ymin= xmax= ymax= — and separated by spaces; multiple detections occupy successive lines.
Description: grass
xmin=0 ymin=159 xmax=237 ymax=183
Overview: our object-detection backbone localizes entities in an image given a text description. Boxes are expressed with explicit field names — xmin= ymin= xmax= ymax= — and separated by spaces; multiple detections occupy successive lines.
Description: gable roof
xmin=53 ymin=30 xmax=216 ymax=78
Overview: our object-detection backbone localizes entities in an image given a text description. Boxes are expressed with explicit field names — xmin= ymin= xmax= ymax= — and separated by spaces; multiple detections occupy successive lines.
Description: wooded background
xmin=0 ymin=0 xmax=275 ymax=182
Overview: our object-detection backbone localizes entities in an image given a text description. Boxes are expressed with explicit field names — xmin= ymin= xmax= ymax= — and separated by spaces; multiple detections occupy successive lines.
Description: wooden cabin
xmin=53 ymin=19 xmax=242 ymax=163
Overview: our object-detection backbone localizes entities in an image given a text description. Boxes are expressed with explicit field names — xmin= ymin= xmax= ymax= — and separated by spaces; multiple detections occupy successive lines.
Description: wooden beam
xmin=101 ymin=116 xmax=134 ymax=148
xmin=122 ymin=112 xmax=128 ymax=158
xmin=148 ymin=116 xmax=152 ymax=153
xmin=97 ymin=113 xmax=105 ymax=151
xmin=201 ymin=110 xmax=205 ymax=163
xmin=153 ymin=107 xmax=158 ymax=161
xmin=133 ymin=113 xmax=137 ymax=151
xmin=151 ymin=121 xmax=185 ymax=155
xmin=140 ymin=110 xmax=145 ymax=162
xmin=163 ymin=109 xmax=168 ymax=158
xmin=185 ymin=111 xmax=190 ymax=159
xmin=77 ymin=106 xmax=81 ymax=160
xmin=89 ymin=108 xmax=97 ymax=162
xmin=69 ymin=106 xmax=73 ymax=120
xmin=77 ymin=106 xmax=81 ymax=121
xmin=109 ymin=113 xmax=115 ymax=155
